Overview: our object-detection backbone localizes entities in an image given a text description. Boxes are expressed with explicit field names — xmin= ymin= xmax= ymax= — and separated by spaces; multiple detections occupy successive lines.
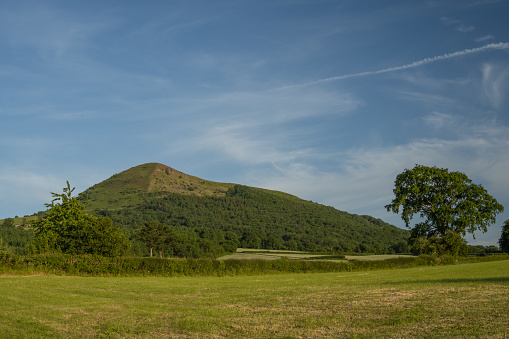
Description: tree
xmin=135 ymin=221 xmax=177 ymax=258
xmin=27 ymin=181 xmax=131 ymax=256
xmin=385 ymin=165 xmax=504 ymax=255
xmin=499 ymin=220 xmax=509 ymax=253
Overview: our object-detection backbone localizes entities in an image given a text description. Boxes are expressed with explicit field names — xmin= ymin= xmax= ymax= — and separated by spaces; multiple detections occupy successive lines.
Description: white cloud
xmin=422 ymin=112 xmax=456 ymax=129
xmin=244 ymin=120 xmax=509 ymax=245
xmin=482 ymin=63 xmax=509 ymax=108
xmin=456 ymin=24 xmax=475 ymax=33
xmin=173 ymin=85 xmax=358 ymax=166
xmin=475 ymin=35 xmax=495 ymax=43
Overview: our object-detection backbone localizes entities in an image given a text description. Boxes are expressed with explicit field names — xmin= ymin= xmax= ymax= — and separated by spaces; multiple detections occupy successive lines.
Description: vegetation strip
xmin=1 ymin=250 xmax=507 ymax=277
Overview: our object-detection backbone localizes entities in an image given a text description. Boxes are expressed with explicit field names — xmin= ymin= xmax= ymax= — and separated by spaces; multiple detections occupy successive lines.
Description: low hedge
xmin=0 ymin=251 xmax=507 ymax=277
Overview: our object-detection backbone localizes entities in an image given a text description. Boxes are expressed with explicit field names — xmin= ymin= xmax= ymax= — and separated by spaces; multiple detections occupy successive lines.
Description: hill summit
xmin=83 ymin=163 xmax=235 ymax=211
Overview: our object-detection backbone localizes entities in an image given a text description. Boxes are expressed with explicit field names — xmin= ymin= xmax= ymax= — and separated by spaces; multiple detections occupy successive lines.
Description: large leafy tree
xmin=385 ymin=165 xmax=504 ymax=255
xmin=499 ymin=220 xmax=509 ymax=253
xmin=136 ymin=221 xmax=178 ymax=258
xmin=27 ymin=181 xmax=131 ymax=256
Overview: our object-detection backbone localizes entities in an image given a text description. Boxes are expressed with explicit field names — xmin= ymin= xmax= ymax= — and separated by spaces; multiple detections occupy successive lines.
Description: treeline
xmin=93 ymin=185 xmax=410 ymax=257
xmin=467 ymin=245 xmax=503 ymax=256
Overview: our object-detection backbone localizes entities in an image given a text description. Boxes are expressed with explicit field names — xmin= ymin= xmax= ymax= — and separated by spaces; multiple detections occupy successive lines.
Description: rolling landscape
xmin=1 ymin=163 xmax=508 ymax=338
xmin=2 ymin=1 xmax=509 ymax=337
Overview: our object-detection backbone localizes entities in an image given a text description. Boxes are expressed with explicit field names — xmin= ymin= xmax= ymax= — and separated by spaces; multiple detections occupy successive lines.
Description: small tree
xmin=499 ymin=220 xmax=509 ymax=253
xmin=386 ymin=165 xmax=504 ymax=255
xmin=27 ymin=181 xmax=131 ymax=256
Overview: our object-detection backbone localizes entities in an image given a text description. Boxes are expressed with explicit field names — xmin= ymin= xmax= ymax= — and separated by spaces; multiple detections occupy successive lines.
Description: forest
xmin=84 ymin=184 xmax=409 ymax=257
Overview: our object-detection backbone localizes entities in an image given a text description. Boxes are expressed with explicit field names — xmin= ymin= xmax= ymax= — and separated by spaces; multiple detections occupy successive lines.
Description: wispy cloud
xmin=0 ymin=5 xmax=114 ymax=60
xmin=422 ymin=112 xmax=456 ymax=129
xmin=482 ymin=63 xmax=509 ymax=108
xmin=246 ymin=120 xmax=509 ymax=243
xmin=475 ymin=35 xmax=495 ymax=43
xmin=283 ymin=43 xmax=509 ymax=89
xmin=441 ymin=16 xmax=475 ymax=33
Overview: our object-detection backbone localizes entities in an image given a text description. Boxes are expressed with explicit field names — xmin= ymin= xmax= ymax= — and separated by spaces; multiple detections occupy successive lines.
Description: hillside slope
xmin=81 ymin=163 xmax=409 ymax=255
xmin=82 ymin=163 xmax=235 ymax=211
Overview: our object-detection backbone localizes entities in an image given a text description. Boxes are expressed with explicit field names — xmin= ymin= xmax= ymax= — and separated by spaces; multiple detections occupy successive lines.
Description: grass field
xmin=1 ymin=260 xmax=508 ymax=338
xmin=218 ymin=248 xmax=411 ymax=261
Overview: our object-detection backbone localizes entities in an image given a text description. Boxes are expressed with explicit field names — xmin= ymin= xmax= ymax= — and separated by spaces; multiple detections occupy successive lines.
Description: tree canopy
xmin=499 ymin=220 xmax=509 ymax=253
xmin=135 ymin=221 xmax=178 ymax=258
xmin=27 ymin=181 xmax=131 ymax=256
xmin=97 ymin=184 xmax=409 ymax=257
xmin=385 ymin=165 xmax=504 ymax=255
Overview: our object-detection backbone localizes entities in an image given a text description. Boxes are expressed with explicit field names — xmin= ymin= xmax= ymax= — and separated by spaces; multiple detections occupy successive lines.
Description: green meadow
xmin=1 ymin=260 xmax=508 ymax=338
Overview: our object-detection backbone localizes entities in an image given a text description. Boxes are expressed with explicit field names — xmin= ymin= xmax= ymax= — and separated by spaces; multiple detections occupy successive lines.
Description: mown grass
xmin=219 ymin=249 xmax=412 ymax=261
xmin=1 ymin=260 xmax=508 ymax=338
xmin=218 ymin=249 xmax=331 ymax=260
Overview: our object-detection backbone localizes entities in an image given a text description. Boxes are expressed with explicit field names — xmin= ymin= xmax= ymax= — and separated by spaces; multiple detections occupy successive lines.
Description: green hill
xmin=82 ymin=163 xmax=235 ymax=211
xmin=79 ymin=163 xmax=410 ymax=257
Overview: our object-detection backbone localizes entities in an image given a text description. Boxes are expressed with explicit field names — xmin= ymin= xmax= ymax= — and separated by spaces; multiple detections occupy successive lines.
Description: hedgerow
xmin=0 ymin=252 xmax=507 ymax=277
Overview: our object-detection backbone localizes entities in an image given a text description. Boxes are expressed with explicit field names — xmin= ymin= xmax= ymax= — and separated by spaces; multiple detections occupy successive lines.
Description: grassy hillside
xmin=82 ymin=163 xmax=236 ymax=211
xmin=80 ymin=163 xmax=410 ymax=255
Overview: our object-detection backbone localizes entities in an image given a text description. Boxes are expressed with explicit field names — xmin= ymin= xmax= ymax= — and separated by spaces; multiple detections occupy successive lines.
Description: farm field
xmin=1 ymin=260 xmax=508 ymax=338
xmin=218 ymin=248 xmax=412 ymax=261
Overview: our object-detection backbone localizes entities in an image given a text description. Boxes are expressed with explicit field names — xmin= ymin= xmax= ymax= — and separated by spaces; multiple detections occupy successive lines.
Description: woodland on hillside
xmin=94 ymin=184 xmax=411 ymax=257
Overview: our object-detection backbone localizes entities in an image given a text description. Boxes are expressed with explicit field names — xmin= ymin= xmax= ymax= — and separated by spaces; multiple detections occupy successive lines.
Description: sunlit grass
xmin=219 ymin=248 xmax=412 ymax=261
xmin=1 ymin=260 xmax=508 ymax=338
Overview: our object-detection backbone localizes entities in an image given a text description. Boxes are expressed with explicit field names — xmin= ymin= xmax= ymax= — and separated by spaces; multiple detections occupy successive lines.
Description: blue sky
xmin=1 ymin=0 xmax=508 ymax=246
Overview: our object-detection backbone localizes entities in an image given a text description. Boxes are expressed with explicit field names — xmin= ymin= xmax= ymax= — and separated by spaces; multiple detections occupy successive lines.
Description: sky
xmin=1 ymin=0 xmax=508 ymax=246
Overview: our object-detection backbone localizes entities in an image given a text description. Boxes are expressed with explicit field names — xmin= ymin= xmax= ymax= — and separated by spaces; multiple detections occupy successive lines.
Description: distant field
xmin=218 ymin=248 xmax=412 ymax=261
xmin=1 ymin=260 xmax=507 ymax=338
xmin=0 ymin=215 xmax=38 ymax=225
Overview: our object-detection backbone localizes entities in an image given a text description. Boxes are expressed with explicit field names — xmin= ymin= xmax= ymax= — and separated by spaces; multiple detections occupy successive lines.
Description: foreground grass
xmin=1 ymin=261 xmax=508 ymax=338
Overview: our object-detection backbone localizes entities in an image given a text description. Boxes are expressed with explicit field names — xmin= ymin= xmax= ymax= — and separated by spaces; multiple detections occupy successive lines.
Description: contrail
xmin=283 ymin=42 xmax=509 ymax=89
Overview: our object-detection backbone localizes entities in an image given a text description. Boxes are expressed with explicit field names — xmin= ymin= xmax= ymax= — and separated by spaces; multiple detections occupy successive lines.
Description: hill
xmin=82 ymin=163 xmax=235 ymax=211
xmin=79 ymin=163 xmax=410 ymax=257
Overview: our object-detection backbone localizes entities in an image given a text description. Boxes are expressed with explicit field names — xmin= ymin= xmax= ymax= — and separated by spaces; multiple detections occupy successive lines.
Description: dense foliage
xmin=500 ymin=220 xmax=509 ymax=253
xmin=1 ymin=251 xmax=507 ymax=277
xmin=27 ymin=182 xmax=131 ymax=256
xmin=135 ymin=221 xmax=178 ymax=257
xmin=0 ymin=218 xmax=33 ymax=254
xmin=95 ymin=184 xmax=409 ymax=257
xmin=386 ymin=165 xmax=504 ymax=255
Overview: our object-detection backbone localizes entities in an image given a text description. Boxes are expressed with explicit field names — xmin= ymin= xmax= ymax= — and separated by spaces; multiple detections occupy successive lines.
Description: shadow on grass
xmin=386 ymin=277 xmax=509 ymax=285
